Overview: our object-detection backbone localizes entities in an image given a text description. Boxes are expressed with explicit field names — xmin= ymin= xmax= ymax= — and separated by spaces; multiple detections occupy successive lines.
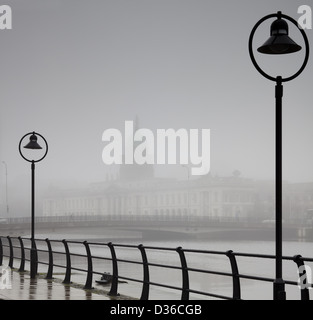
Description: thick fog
xmin=0 ymin=0 xmax=312 ymax=218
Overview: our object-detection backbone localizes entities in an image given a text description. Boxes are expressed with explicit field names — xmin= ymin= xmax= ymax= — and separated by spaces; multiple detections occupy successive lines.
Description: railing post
xmin=7 ymin=236 xmax=13 ymax=269
xmin=62 ymin=239 xmax=71 ymax=284
xmin=18 ymin=237 xmax=25 ymax=272
xmin=0 ymin=237 xmax=3 ymax=266
xmin=107 ymin=242 xmax=119 ymax=296
xmin=138 ymin=244 xmax=150 ymax=300
xmin=226 ymin=250 xmax=241 ymax=300
xmin=83 ymin=241 xmax=93 ymax=290
xmin=45 ymin=238 xmax=54 ymax=279
xmin=176 ymin=246 xmax=189 ymax=300
xmin=31 ymin=238 xmax=38 ymax=276
xmin=293 ymin=254 xmax=310 ymax=301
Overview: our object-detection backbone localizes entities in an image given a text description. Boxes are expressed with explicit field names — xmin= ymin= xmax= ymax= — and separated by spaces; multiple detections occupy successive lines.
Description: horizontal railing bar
xmin=232 ymin=252 xmax=275 ymax=259
xmin=187 ymin=288 xmax=233 ymax=300
xmin=117 ymin=277 xmax=212 ymax=299
xmin=44 ymin=250 xmax=66 ymax=256
xmin=117 ymin=275 xmax=143 ymax=284
xmin=122 ymin=276 xmax=233 ymax=300
xmin=187 ymin=266 xmax=300 ymax=286
xmin=146 ymin=261 xmax=183 ymax=271
xmin=115 ymin=258 xmax=183 ymax=271
xmin=65 ymin=240 xmax=87 ymax=244
xmin=5 ymin=237 xmax=313 ymax=262
xmin=3 ymin=238 xmax=311 ymax=268
xmin=182 ymin=248 xmax=229 ymax=255
xmin=85 ymin=242 xmax=107 ymax=246
xmin=112 ymin=244 xmax=143 ymax=249
xmin=187 ymin=266 xmax=233 ymax=277
xmin=9 ymin=244 xmax=21 ymax=248
xmin=88 ymin=255 xmax=112 ymax=262
xmin=27 ymin=248 xmax=66 ymax=256
xmin=297 ymin=257 xmax=313 ymax=262
xmin=51 ymin=263 xmax=66 ymax=269
xmin=233 ymin=251 xmax=313 ymax=263
xmin=66 ymin=252 xmax=88 ymax=258
xmin=36 ymin=249 xmax=49 ymax=254
xmin=70 ymin=266 xmax=88 ymax=273
xmin=284 ymin=279 xmax=298 ymax=286
xmin=117 ymin=275 xmax=185 ymax=293
xmin=148 ymin=280 xmax=190 ymax=292
xmin=238 ymin=273 xmax=274 ymax=283
xmin=134 ymin=245 xmax=178 ymax=252
xmin=31 ymin=238 xmax=46 ymax=242
xmin=115 ymin=258 xmax=144 ymax=265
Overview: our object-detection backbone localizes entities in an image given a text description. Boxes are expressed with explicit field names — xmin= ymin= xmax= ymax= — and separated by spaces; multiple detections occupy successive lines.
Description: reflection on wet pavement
xmin=0 ymin=268 xmax=110 ymax=300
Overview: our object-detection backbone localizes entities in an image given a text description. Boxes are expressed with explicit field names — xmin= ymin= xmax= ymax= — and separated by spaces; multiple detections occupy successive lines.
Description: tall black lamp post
xmin=249 ymin=11 xmax=309 ymax=300
xmin=19 ymin=132 xmax=48 ymax=279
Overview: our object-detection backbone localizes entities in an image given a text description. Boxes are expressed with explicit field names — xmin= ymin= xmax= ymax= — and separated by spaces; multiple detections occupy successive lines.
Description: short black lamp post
xmin=19 ymin=132 xmax=48 ymax=279
xmin=249 ymin=11 xmax=309 ymax=300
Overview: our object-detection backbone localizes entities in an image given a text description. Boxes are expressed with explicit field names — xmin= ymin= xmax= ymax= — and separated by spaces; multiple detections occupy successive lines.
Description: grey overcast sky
xmin=0 ymin=0 xmax=312 ymax=193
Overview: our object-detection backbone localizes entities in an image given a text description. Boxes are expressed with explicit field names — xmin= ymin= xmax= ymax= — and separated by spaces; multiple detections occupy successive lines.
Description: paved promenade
xmin=0 ymin=268 xmax=112 ymax=300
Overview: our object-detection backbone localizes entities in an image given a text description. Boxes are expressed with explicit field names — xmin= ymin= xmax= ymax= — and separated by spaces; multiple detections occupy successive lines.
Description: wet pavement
xmin=0 ymin=267 xmax=111 ymax=300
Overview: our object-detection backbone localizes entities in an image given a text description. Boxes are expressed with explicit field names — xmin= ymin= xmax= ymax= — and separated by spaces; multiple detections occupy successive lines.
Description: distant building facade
xmin=42 ymin=165 xmax=256 ymax=221
xmin=42 ymin=170 xmax=313 ymax=224
xmin=42 ymin=119 xmax=313 ymax=222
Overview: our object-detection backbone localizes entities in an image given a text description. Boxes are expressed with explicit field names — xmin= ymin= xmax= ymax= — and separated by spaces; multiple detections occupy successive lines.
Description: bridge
xmin=1 ymin=215 xmax=312 ymax=242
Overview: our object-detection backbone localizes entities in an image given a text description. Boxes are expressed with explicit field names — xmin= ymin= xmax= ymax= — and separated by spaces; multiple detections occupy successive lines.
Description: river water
xmin=31 ymin=231 xmax=313 ymax=300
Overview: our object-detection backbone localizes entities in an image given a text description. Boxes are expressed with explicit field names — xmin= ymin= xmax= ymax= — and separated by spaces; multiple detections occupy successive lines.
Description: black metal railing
xmin=0 ymin=235 xmax=312 ymax=300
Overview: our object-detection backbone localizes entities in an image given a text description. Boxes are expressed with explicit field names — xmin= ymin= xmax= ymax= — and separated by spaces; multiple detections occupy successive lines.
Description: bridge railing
xmin=1 ymin=214 xmax=268 ymax=226
xmin=0 ymin=235 xmax=312 ymax=300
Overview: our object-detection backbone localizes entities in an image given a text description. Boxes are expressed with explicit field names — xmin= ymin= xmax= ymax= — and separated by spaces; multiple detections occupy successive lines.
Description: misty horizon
xmin=1 ymin=0 xmax=313 ymax=219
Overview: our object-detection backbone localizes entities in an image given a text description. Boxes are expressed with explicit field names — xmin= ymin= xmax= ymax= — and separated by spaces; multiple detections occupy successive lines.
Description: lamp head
xmin=23 ymin=133 xmax=42 ymax=150
xmin=257 ymin=17 xmax=302 ymax=54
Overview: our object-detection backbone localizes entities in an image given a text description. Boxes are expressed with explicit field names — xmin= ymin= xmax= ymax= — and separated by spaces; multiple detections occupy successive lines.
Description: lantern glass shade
xmin=257 ymin=18 xmax=302 ymax=55
xmin=23 ymin=133 xmax=42 ymax=150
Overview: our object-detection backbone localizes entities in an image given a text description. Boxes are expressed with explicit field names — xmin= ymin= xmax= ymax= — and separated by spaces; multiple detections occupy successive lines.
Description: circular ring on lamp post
xmin=249 ymin=12 xmax=310 ymax=82
xmin=19 ymin=131 xmax=49 ymax=163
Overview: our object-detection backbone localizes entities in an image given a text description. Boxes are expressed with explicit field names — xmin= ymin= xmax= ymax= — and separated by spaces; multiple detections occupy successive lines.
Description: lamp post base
xmin=30 ymin=247 xmax=38 ymax=279
xmin=273 ymin=278 xmax=286 ymax=300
